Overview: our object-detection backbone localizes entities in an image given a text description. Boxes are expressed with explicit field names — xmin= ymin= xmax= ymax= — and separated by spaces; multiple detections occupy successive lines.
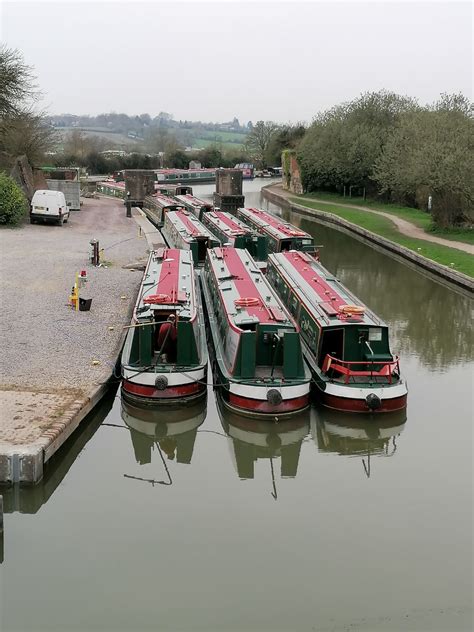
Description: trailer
xmin=46 ymin=179 xmax=81 ymax=211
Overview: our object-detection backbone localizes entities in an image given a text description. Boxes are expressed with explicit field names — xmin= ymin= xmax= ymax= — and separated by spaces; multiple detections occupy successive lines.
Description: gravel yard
xmin=0 ymin=196 xmax=150 ymax=453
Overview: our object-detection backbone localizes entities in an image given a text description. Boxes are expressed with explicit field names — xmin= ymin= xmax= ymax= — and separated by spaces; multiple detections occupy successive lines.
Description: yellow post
xmin=75 ymin=272 xmax=79 ymax=311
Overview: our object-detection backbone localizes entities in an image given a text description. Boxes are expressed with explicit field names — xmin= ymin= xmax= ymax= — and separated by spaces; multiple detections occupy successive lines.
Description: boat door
xmin=197 ymin=238 xmax=208 ymax=263
xmin=318 ymin=328 xmax=344 ymax=367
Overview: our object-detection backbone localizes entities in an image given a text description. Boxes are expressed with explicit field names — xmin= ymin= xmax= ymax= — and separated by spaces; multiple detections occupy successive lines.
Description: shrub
xmin=0 ymin=172 xmax=28 ymax=225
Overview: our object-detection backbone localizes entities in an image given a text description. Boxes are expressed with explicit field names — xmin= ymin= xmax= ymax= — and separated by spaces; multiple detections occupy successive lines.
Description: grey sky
xmin=1 ymin=1 xmax=472 ymax=123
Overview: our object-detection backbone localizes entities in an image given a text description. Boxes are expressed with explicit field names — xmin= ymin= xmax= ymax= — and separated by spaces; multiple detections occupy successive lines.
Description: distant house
xmin=189 ymin=160 xmax=202 ymax=169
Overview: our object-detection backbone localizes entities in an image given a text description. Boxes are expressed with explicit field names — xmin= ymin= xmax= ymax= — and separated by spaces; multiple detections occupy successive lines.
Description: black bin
xmin=79 ymin=298 xmax=92 ymax=311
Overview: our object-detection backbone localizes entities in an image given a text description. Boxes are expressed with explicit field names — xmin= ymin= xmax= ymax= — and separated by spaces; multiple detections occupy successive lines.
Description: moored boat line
xmin=236 ymin=207 xmax=318 ymax=256
xmin=201 ymin=246 xmax=311 ymax=416
xmin=121 ymin=248 xmax=208 ymax=405
xmin=161 ymin=210 xmax=220 ymax=265
xmin=174 ymin=193 xmax=214 ymax=221
xmin=266 ymin=250 xmax=408 ymax=413
xmin=201 ymin=210 xmax=267 ymax=263
xmin=142 ymin=193 xmax=185 ymax=227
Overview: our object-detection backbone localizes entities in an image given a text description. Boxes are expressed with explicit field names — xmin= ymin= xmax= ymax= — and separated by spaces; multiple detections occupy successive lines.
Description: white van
xmin=30 ymin=190 xmax=70 ymax=225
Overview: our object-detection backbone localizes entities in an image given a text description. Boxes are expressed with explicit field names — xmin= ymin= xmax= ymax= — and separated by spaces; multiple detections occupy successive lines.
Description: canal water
xmin=2 ymin=182 xmax=472 ymax=631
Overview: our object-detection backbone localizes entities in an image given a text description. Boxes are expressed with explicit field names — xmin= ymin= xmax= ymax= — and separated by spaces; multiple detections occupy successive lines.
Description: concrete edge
xmin=262 ymin=185 xmax=474 ymax=294
xmin=132 ymin=207 xmax=165 ymax=250
xmin=0 ymin=262 xmax=140 ymax=486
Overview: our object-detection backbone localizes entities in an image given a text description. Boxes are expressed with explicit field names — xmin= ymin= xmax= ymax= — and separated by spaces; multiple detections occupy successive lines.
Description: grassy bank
xmin=290 ymin=197 xmax=474 ymax=278
xmin=298 ymin=192 xmax=474 ymax=246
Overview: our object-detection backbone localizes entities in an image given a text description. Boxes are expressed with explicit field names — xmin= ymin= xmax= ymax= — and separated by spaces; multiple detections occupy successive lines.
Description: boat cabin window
xmin=318 ymin=328 xmax=344 ymax=367
xmin=239 ymin=322 xmax=257 ymax=331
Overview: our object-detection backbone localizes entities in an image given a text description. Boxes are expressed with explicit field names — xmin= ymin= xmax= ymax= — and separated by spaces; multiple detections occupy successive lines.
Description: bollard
xmin=90 ymin=239 xmax=99 ymax=266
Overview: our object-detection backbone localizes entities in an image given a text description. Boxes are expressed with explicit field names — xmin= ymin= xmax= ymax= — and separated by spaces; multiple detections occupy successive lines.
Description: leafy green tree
xmin=266 ymin=123 xmax=306 ymax=166
xmin=165 ymin=149 xmax=188 ymax=169
xmin=298 ymin=91 xmax=417 ymax=193
xmin=374 ymin=94 xmax=473 ymax=227
xmin=199 ymin=144 xmax=223 ymax=167
xmin=0 ymin=171 xmax=28 ymax=224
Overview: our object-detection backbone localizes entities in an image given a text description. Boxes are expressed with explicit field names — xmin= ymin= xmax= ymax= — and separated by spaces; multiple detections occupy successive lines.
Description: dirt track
xmin=273 ymin=185 xmax=473 ymax=255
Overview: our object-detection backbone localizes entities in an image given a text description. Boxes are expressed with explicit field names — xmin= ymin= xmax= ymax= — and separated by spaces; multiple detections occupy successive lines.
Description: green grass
xmin=200 ymin=130 xmax=247 ymax=143
xmin=192 ymin=138 xmax=244 ymax=150
xmin=291 ymin=197 xmax=474 ymax=278
xmin=300 ymin=191 xmax=474 ymax=245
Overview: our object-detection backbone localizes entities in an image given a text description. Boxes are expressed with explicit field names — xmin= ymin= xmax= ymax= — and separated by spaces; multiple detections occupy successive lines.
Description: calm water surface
xmin=2 ymin=181 xmax=472 ymax=631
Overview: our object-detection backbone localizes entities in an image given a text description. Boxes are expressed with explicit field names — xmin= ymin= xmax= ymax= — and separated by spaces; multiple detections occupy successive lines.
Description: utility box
xmin=123 ymin=170 xmax=155 ymax=202
xmin=216 ymin=169 xmax=243 ymax=196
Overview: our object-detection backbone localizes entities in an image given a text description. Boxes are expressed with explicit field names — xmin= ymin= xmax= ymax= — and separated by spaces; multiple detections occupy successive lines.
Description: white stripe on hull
xmin=322 ymin=380 xmax=408 ymax=401
xmin=123 ymin=366 xmax=206 ymax=386
xmin=228 ymin=380 xmax=310 ymax=400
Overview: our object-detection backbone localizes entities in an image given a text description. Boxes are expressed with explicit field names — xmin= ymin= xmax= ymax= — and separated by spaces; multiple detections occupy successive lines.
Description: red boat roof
xmin=204 ymin=211 xmax=251 ymax=237
xmin=100 ymin=180 xmax=124 ymax=188
xmin=207 ymin=247 xmax=295 ymax=329
xmin=166 ymin=211 xmax=216 ymax=243
xmin=137 ymin=248 xmax=195 ymax=319
xmin=239 ymin=207 xmax=311 ymax=240
xmin=152 ymin=193 xmax=182 ymax=207
xmin=175 ymin=194 xmax=213 ymax=209
xmin=270 ymin=251 xmax=383 ymax=327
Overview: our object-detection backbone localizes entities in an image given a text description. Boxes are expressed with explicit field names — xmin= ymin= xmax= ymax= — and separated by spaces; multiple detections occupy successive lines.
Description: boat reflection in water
xmin=311 ymin=407 xmax=407 ymax=477
xmin=121 ymin=397 xmax=207 ymax=484
xmin=217 ymin=394 xmax=310 ymax=496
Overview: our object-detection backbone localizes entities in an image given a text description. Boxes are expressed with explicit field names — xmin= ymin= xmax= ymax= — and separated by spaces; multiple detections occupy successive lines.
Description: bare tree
xmin=0 ymin=111 xmax=58 ymax=165
xmin=0 ymin=46 xmax=58 ymax=166
xmin=244 ymin=120 xmax=279 ymax=168
xmin=0 ymin=45 xmax=38 ymax=117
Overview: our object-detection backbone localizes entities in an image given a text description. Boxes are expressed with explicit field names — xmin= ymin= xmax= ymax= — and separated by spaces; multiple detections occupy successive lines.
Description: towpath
xmin=270 ymin=184 xmax=473 ymax=255
xmin=0 ymin=196 xmax=161 ymax=483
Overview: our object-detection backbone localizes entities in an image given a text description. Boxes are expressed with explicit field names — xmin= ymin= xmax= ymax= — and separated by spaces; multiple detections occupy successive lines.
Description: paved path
xmin=271 ymin=185 xmax=473 ymax=255
xmin=0 ymin=196 xmax=154 ymax=482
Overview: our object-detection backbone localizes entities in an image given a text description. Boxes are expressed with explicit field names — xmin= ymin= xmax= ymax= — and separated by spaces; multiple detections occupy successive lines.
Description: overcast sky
xmin=1 ymin=1 xmax=472 ymax=123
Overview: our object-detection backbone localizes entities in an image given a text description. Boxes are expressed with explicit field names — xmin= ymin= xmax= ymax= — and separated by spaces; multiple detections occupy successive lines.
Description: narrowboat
xmin=161 ymin=210 xmax=220 ymax=266
xmin=121 ymin=248 xmax=207 ymax=405
xmin=142 ymin=193 xmax=185 ymax=227
xmin=237 ymin=207 xmax=318 ymax=257
xmin=97 ymin=179 xmax=126 ymax=198
xmin=201 ymin=210 xmax=267 ymax=263
xmin=174 ymin=194 xmax=213 ymax=221
xmin=115 ymin=168 xmax=216 ymax=184
xmin=122 ymin=397 xmax=206 ymax=468
xmin=155 ymin=168 xmax=216 ymax=184
xmin=201 ymin=247 xmax=311 ymax=416
xmin=267 ymin=250 xmax=408 ymax=413
xmin=217 ymin=394 xmax=309 ymax=481
xmin=234 ymin=162 xmax=255 ymax=180
xmin=156 ymin=184 xmax=193 ymax=196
